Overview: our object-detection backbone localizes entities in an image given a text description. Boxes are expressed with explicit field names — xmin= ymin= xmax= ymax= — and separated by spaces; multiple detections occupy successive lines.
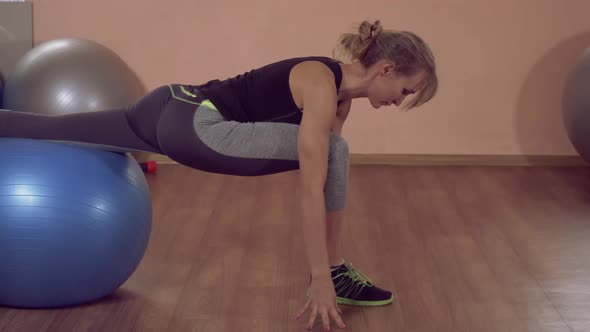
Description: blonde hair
xmin=333 ymin=20 xmax=438 ymax=110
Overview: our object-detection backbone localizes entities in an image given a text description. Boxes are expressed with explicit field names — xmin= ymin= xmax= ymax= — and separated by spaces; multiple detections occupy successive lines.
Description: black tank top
xmin=196 ymin=56 xmax=343 ymax=124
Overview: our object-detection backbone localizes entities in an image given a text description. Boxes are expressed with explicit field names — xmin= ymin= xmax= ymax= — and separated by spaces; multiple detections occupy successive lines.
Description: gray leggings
xmin=0 ymin=84 xmax=349 ymax=211
xmin=194 ymin=105 xmax=349 ymax=211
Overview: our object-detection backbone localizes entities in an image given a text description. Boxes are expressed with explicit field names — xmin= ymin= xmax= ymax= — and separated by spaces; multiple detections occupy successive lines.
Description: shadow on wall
xmin=516 ymin=31 xmax=590 ymax=161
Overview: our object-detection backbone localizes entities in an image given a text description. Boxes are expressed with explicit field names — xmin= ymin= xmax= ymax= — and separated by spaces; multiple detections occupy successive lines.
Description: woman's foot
xmin=308 ymin=261 xmax=394 ymax=306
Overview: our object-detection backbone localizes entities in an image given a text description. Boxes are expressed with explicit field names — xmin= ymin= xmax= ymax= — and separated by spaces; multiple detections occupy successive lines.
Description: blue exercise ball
xmin=0 ymin=138 xmax=152 ymax=308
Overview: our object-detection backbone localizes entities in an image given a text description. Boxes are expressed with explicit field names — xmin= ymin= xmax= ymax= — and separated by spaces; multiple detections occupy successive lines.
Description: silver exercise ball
xmin=3 ymin=38 xmax=143 ymax=115
xmin=0 ymin=76 xmax=4 ymax=108
xmin=563 ymin=47 xmax=590 ymax=162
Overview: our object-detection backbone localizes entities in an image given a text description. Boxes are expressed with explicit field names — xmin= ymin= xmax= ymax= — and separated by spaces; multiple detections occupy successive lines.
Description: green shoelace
xmin=333 ymin=263 xmax=374 ymax=299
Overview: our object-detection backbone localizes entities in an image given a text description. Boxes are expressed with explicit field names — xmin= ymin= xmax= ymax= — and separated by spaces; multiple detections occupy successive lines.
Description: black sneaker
xmin=308 ymin=262 xmax=394 ymax=306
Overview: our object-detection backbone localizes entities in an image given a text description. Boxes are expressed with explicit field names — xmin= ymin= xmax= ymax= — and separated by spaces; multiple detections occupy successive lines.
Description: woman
xmin=0 ymin=20 xmax=437 ymax=330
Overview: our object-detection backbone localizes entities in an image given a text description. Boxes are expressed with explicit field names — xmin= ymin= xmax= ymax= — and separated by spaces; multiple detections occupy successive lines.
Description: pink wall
xmin=29 ymin=0 xmax=590 ymax=156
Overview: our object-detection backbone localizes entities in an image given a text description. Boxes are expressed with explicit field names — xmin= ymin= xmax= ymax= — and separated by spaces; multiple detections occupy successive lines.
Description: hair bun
xmin=358 ymin=20 xmax=382 ymax=41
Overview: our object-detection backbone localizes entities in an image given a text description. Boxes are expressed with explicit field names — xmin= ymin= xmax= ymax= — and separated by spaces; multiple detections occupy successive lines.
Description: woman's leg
xmin=178 ymin=101 xmax=350 ymax=211
xmin=0 ymin=85 xmax=172 ymax=154
xmin=190 ymin=105 xmax=394 ymax=306
xmin=0 ymin=82 xmax=350 ymax=210
xmin=327 ymin=211 xmax=345 ymax=267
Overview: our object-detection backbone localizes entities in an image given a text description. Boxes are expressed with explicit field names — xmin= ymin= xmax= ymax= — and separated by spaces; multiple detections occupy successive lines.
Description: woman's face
xmin=367 ymin=62 xmax=426 ymax=109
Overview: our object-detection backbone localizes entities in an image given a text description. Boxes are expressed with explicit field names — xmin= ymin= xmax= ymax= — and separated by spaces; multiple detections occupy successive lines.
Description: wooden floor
xmin=2 ymin=164 xmax=590 ymax=332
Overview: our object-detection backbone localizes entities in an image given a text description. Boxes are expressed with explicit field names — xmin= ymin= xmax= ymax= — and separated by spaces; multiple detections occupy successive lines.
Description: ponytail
xmin=333 ymin=20 xmax=383 ymax=62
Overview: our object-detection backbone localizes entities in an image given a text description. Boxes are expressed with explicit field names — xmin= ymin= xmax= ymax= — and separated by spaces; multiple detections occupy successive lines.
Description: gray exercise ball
xmin=0 ymin=75 xmax=4 ymax=108
xmin=563 ymin=47 xmax=590 ymax=162
xmin=3 ymin=38 xmax=143 ymax=115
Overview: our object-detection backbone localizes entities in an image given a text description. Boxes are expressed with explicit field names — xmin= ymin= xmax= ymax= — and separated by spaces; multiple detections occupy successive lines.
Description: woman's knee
xmin=328 ymin=133 xmax=350 ymax=166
